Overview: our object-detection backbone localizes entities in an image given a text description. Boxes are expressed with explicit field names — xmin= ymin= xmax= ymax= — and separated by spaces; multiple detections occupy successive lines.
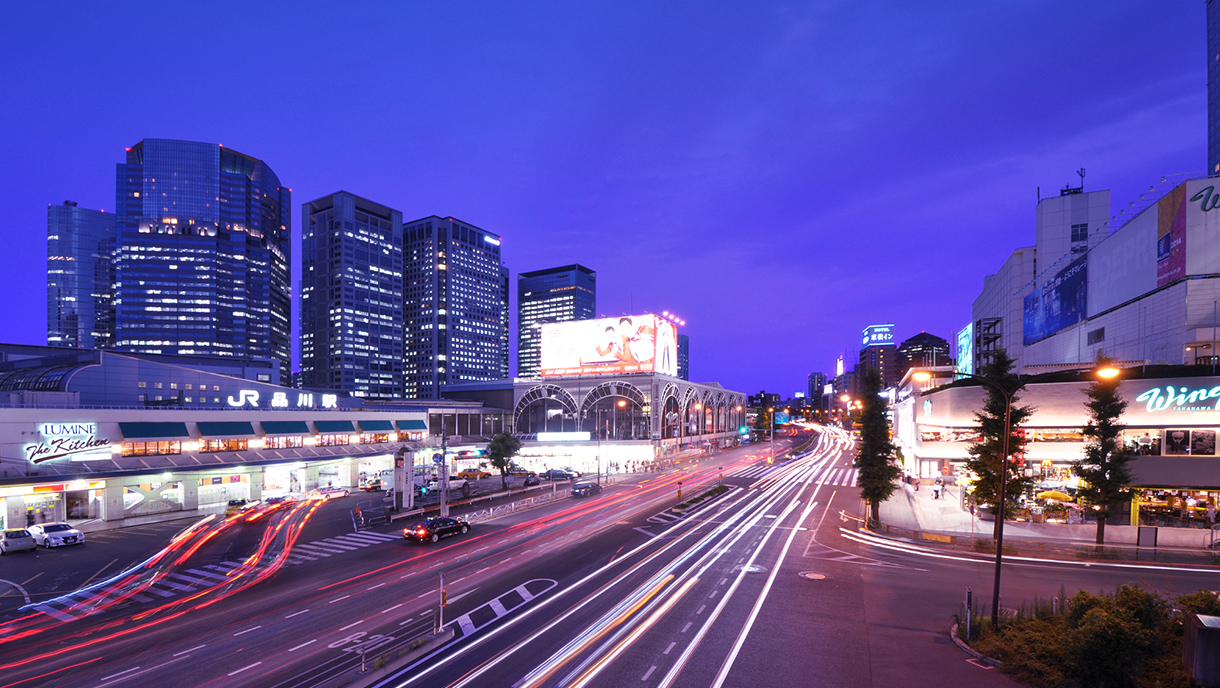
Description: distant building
xmin=516 ymin=264 xmax=596 ymax=379
xmin=47 ymin=201 xmax=116 ymax=350
xmin=677 ymin=333 xmax=689 ymax=381
xmin=113 ymin=139 xmax=292 ymax=384
xmin=300 ymin=191 xmax=403 ymax=398
xmin=402 ymin=216 xmax=508 ymax=399
xmin=896 ymin=332 xmax=952 ymax=379
xmin=806 ymin=372 xmax=827 ymax=412
xmin=1210 ymin=0 xmax=1220 ymax=173
xmin=859 ymin=324 xmax=898 ymax=388
xmin=748 ymin=390 xmax=781 ymax=410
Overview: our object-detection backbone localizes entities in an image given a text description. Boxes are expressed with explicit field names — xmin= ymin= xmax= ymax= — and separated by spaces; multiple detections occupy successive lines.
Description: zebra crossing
xmin=818 ymin=467 xmax=859 ymax=487
xmin=728 ymin=463 xmax=775 ymax=479
xmin=30 ymin=530 xmax=401 ymax=623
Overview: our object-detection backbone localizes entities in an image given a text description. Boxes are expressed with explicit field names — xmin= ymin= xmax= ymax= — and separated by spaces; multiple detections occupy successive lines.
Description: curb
xmin=331 ymin=627 xmax=456 ymax=688
xmin=949 ymin=624 xmax=1001 ymax=667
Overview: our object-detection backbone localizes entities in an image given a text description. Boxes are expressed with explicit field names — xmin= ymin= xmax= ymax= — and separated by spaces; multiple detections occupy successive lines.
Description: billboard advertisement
xmin=956 ymin=323 xmax=974 ymax=377
xmin=861 ymin=324 xmax=895 ymax=348
xmin=541 ymin=314 xmax=678 ymax=378
xmin=1157 ymin=184 xmax=1187 ymax=287
xmin=1023 ymin=254 xmax=1088 ymax=345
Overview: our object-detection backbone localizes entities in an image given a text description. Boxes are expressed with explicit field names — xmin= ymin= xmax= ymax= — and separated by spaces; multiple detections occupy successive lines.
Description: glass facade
xmin=516 ymin=264 xmax=596 ymax=378
xmin=47 ymin=202 xmax=117 ymax=350
xmin=300 ymin=192 xmax=403 ymax=398
xmin=402 ymin=216 xmax=508 ymax=399
xmin=113 ymin=140 xmax=291 ymax=383
xmin=1211 ymin=0 xmax=1220 ymax=174
xmin=677 ymin=333 xmax=689 ymax=381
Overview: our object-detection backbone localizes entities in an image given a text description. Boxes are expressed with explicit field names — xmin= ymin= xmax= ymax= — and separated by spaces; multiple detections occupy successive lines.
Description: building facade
xmin=112 ymin=139 xmax=292 ymax=384
xmin=896 ymin=332 xmax=952 ymax=380
xmin=516 ymin=264 xmax=596 ymax=379
xmin=402 ymin=216 xmax=508 ymax=399
xmin=859 ymin=324 xmax=898 ymax=388
xmin=677 ymin=334 xmax=690 ymax=381
xmin=300 ymin=192 xmax=403 ymax=398
xmin=1210 ymin=0 xmax=1220 ymax=174
xmin=47 ymin=201 xmax=116 ymax=350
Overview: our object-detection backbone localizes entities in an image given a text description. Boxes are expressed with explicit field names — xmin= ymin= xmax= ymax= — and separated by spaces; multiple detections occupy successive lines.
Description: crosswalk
xmin=31 ymin=530 xmax=401 ymax=624
xmin=818 ymin=467 xmax=859 ymax=487
xmin=728 ymin=464 xmax=775 ymax=479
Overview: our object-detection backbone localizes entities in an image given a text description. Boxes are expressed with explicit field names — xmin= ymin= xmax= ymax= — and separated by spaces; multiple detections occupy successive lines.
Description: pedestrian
xmin=1208 ymin=500 xmax=1216 ymax=526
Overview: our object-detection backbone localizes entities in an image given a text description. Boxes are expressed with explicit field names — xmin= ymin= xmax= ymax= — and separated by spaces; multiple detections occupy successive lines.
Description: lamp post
xmin=912 ymin=364 xmax=1120 ymax=630
xmin=768 ymin=406 xmax=775 ymax=463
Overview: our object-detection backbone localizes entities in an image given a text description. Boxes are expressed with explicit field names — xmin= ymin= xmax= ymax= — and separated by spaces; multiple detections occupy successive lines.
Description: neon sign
xmin=1134 ymin=385 xmax=1220 ymax=413
xmin=25 ymin=423 xmax=111 ymax=464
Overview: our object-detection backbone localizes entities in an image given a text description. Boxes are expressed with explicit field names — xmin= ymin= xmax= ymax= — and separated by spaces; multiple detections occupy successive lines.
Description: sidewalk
xmin=876 ymin=482 xmax=1220 ymax=566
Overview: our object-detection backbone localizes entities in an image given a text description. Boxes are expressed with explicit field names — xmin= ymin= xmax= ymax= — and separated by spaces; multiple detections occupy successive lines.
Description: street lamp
xmin=912 ymin=363 xmax=1121 ymax=630
xmin=768 ymin=406 xmax=775 ymax=463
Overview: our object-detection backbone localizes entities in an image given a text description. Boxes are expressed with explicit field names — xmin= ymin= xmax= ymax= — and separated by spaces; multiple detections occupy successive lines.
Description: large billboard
xmin=956 ymin=323 xmax=974 ymax=377
xmin=1023 ymin=254 xmax=1087 ymax=345
xmin=861 ymin=324 xmax=895 ymax=348
xmin=1157 ymin=184 xmax=1187 ymax=287
xmin=541 ymin=314 xmax=678 ymax=378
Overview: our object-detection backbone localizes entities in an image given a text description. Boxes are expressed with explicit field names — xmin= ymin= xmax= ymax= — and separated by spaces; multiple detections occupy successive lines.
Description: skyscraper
xmin=1210 ymin=0 xmax=1220 ymax=173
xmin=677 ymin=333 xmax=689 ymax=381
xmin=114 ymin=139 xmax=291 ymax=383
xmin=402 ymin=215 xmax=508 ymax=398
xmin=859 ymin=324 xmax=898 ymax=389
xmin=896 ymin=331 xmax=953 ymax=379
xmin=516 ymin=264 xmax=596 ymax=378
xmin=301 ymin=192 xmax=403 ymax=397
xmin=47 ymin=201 xmax=117 ymax=350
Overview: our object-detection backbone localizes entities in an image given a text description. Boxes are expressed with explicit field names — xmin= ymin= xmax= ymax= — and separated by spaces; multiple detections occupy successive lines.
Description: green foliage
xmin=856 ymin=368 xmax=902 ymax=522
xmin=964 ymin=349 xmax=1035 ymax=537
xmin=1177 ymin=590 xmax=1220 ymax=616
xmin=485 ymin=433 xmax=522 ymax=487
xmin=1073 ymin=356 xmax=1134 ymax=546
xmin=969 ymin=585 xmax=1204 ymax=688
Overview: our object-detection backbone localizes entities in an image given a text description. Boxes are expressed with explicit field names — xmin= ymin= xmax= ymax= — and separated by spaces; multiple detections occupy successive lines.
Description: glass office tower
xmin=114 ymin=139 xmax=291 ymax=383
xmin=47 ymin=201 xmax=117 ymax=350
xmin=300 ymin=191 xmax=403 ymax=397
xmin=402 ymin=216 xmax=508 ymax=398
xmin=516 ymin=264 xmax=596 ymax=378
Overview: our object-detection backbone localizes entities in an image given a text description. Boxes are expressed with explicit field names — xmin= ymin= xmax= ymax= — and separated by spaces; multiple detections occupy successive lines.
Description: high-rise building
xmin=807 ymin=371 xmax=827 ymax=411
xmin=516 ymin=264 xmax=596 ymax=379
xmin=402 ymin=215 xmax=508 ymax=398
xmin=859 ymin=324 xmax=898 ymax=388
xmin=677 ymin=333 xmax=689 ymax=381
xmin=1210 ymin=0 xmax=1220 ymax=173
xmin=113 ymin=139 xmax=291 ymax=383
xmin=300 ymin=192 xmax=403 ymax=397
xmin=896 ymin=332 xmax=953 ymax=379
xmin=47 ymin=201 xmax=117 ymax=350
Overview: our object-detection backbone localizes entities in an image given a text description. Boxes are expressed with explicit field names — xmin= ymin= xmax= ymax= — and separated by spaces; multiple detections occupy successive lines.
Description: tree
xmin=754 ymin=407 xmax=771 ymax=439
xmin=1073 ymin=357 xmax=1133 ymax=546
xmin=857 ymin=368 xmax=902 ymax=523
xmin=965 ymin=349 xmax=1035 ymax=541
xmin=486 ymin=433 xmax=522 ymax=490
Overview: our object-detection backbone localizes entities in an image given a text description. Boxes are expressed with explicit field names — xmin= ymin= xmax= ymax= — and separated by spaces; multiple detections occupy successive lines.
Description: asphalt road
xmin=3 ymin=426 xmax=1212 ymax=688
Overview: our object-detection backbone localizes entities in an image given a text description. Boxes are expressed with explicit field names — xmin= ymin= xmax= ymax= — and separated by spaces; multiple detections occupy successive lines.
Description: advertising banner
xmin=956 ymin=323 xmax=974 ymax=377
xmin=1157 ymin=184 xmax=1187 ymax=287
xmin=1022 ymin=254 xmax=1088 ymax=345
xmin=541 ymin=314 xmax=678 ymax=378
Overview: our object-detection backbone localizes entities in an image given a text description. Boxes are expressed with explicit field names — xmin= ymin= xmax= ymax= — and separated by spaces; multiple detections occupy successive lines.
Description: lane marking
xmin=289 ymin=639 xmax=317 ymax=652
xmin=367 ymin=583 xmax=386 ymax=590
xmin=285 ymin=609 xmax=310 ymax=619
xmin=382 ymin=603 xmax=404 ymax=614
xmin=234 ymin=625 xmax=262 ymax=636
xmin=664 ymin=641 xmax=676 ymax=655
xmin=697 ymin=604 xmax=706 ymax=614
xmin=101 ymin=666 xmax=142 ymax=681
xmin=340 ymin=620 xmax=364 ymax=631
xmin=682 ymin=622 xmax=692 ymax=632
xmin=228 ymin=662 xmax=262 ymax=676
xmin=642 ymin=665 xmax=657 ymax=681
xmin=173 ymin=644 xmax=207 ymax=657
xmin=329 ymin=595 xmax=351 ymax=604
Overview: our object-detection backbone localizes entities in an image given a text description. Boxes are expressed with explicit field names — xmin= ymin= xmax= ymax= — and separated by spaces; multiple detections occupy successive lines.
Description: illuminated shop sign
xmin=226 ymin=390 xmax=339 ymax=409
xmin=861 ymin=324 xmax=895 ymax=348
xmin=25 ymin=423 xmax=111 ymax=464
xmin=1134 ymin=385 xmax=1220 ymax=413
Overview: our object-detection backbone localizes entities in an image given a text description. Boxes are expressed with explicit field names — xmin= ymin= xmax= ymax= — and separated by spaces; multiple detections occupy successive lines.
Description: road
xmin=1 ymin=426 xmax=1215 ymax=687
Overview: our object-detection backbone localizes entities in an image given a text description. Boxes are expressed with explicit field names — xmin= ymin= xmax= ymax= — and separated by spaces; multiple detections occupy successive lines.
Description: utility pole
xmin=439 ymin=425 xmax=449 ymax=518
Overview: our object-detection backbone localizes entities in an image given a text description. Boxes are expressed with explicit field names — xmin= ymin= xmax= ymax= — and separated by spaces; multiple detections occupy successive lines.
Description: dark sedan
xmin=571 ymin=482 xmax=603 ymax=497
xmin=540 ymin=469 xmax=576 ymax=481
xmin=404 ymin=517 xmax=471 ymax=543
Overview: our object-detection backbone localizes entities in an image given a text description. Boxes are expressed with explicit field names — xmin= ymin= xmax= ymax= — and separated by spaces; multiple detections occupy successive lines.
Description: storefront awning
xmin=118 ymin=422 xmax=191 ymax=440
xmin=197 ymin=421 xmax=256 ymax=438
xmin=315 ymin=420 xmax=355 ymax=433
xmin=358 ymin=420 xmax=394 ymax=432
xmin=261 ymin=421 xmax=311 ymax=436
xmin=396 ymin=420 xmax=427 ymax=431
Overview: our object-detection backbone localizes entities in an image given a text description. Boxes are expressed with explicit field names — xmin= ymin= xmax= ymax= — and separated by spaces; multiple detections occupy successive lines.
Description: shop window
xmin=360 ymin=432 xmax=390 ymax=444
xmin=317 ymin=434 xmax=350 ymax=447
xmin=185 ymin=383 xmax=193 ymax=391
xmin=122 ymin=441 xmax=182 ymax=457
xmin=138 ymin=381 xmax=147 ymax=389
xmin=202 ymin=438 xmax=249 ymax=453
xmin=184 ymin=397 xmax=192 ymax=403
xmin=265 ymin=436 xmax=304 ymax=449
xmin=213 ymin=385 xmax=221 ymax=392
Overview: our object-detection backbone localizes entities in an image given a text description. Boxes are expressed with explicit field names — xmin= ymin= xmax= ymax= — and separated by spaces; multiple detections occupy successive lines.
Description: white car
xmin=28 ymin=522 xmax=85 ymax=548
xmin=309 ymin=486 xmax=350 ymax=500
xmin=425 ymin=476 xmax=469 ymax=492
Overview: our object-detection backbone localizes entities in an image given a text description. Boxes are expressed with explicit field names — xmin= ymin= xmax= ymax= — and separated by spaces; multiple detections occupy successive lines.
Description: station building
xmin=0 ymin=344 xmax=507 ymax=531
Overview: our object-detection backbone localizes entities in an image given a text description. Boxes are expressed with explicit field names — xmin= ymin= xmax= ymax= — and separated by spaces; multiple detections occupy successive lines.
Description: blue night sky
xmin=0 ymin=2 xmax=1205 ymax=397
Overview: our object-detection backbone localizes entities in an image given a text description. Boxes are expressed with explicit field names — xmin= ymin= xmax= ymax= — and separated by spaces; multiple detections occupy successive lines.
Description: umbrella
xmin=1038 ymin=490 xmax=1072 ymax=501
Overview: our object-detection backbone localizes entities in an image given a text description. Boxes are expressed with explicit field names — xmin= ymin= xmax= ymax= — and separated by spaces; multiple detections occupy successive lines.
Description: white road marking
xmin=642 ymin=665 xmax=657 ymax=681
xmin=289 ymin=639 xmax=317 ymax=652
xmin=367 ymin=583 xmax=386 ymax=590
xmin=382 ymin=603 xmax=403 ymax=614
xmin=329 ymin=594 xmax=351 ymax=604
xmin=664 ymin=641 xmax=676 ymax=655
xmin=340 ymin=620 xmax=364 ymax=631
xmin=681 ymin=622 xmax=692 ymax=632
xmin=101 ymin=667 xmax=142 ymax=681
xmin=228 ymin=662 xmax=262 ymax=676
xmin=173 ymin=644 xmax=207 ymax=657
xmin=233 ymin=625 xmax=261 ymax=636
xmin=697 ymin=604 xmax=706 ymax=614
xmin=286 ymin=609 xmax=310 ymax=619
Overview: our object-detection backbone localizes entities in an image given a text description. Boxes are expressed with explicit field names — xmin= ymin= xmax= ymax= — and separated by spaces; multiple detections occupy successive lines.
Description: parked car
xmin=560 ymin=467 xmax=582 ymax=477
xmin=403 ymin=517 xmax=471 ymax=543
xmin=360 ymin=478 xmax=384 ymax=491
xmin=425 ymin=476 xmax=469 ymax=493
xmin=540 ymin=469 xmax=576 ymax=481
xmin=522 ymin=472 xmax=541 ymax=487
xmin=28 ymin=522 xmax=85 ymax=548
xmin=457 ymin=469 xmax=491 ymax=480
xmin=571 ymin=482 xmax=603 ymax=497
xmin=309 ymin=486 xmax=350 ymax=500
xmin=262 ymin=495 xmax=295 ymax=511
xmin=506 ymin=465 xmax=531 ymax=477
xmin=225 ymin=499 xmax=252 ymax=516
xmin=0 ymin=529 xmax=36 ymax=554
